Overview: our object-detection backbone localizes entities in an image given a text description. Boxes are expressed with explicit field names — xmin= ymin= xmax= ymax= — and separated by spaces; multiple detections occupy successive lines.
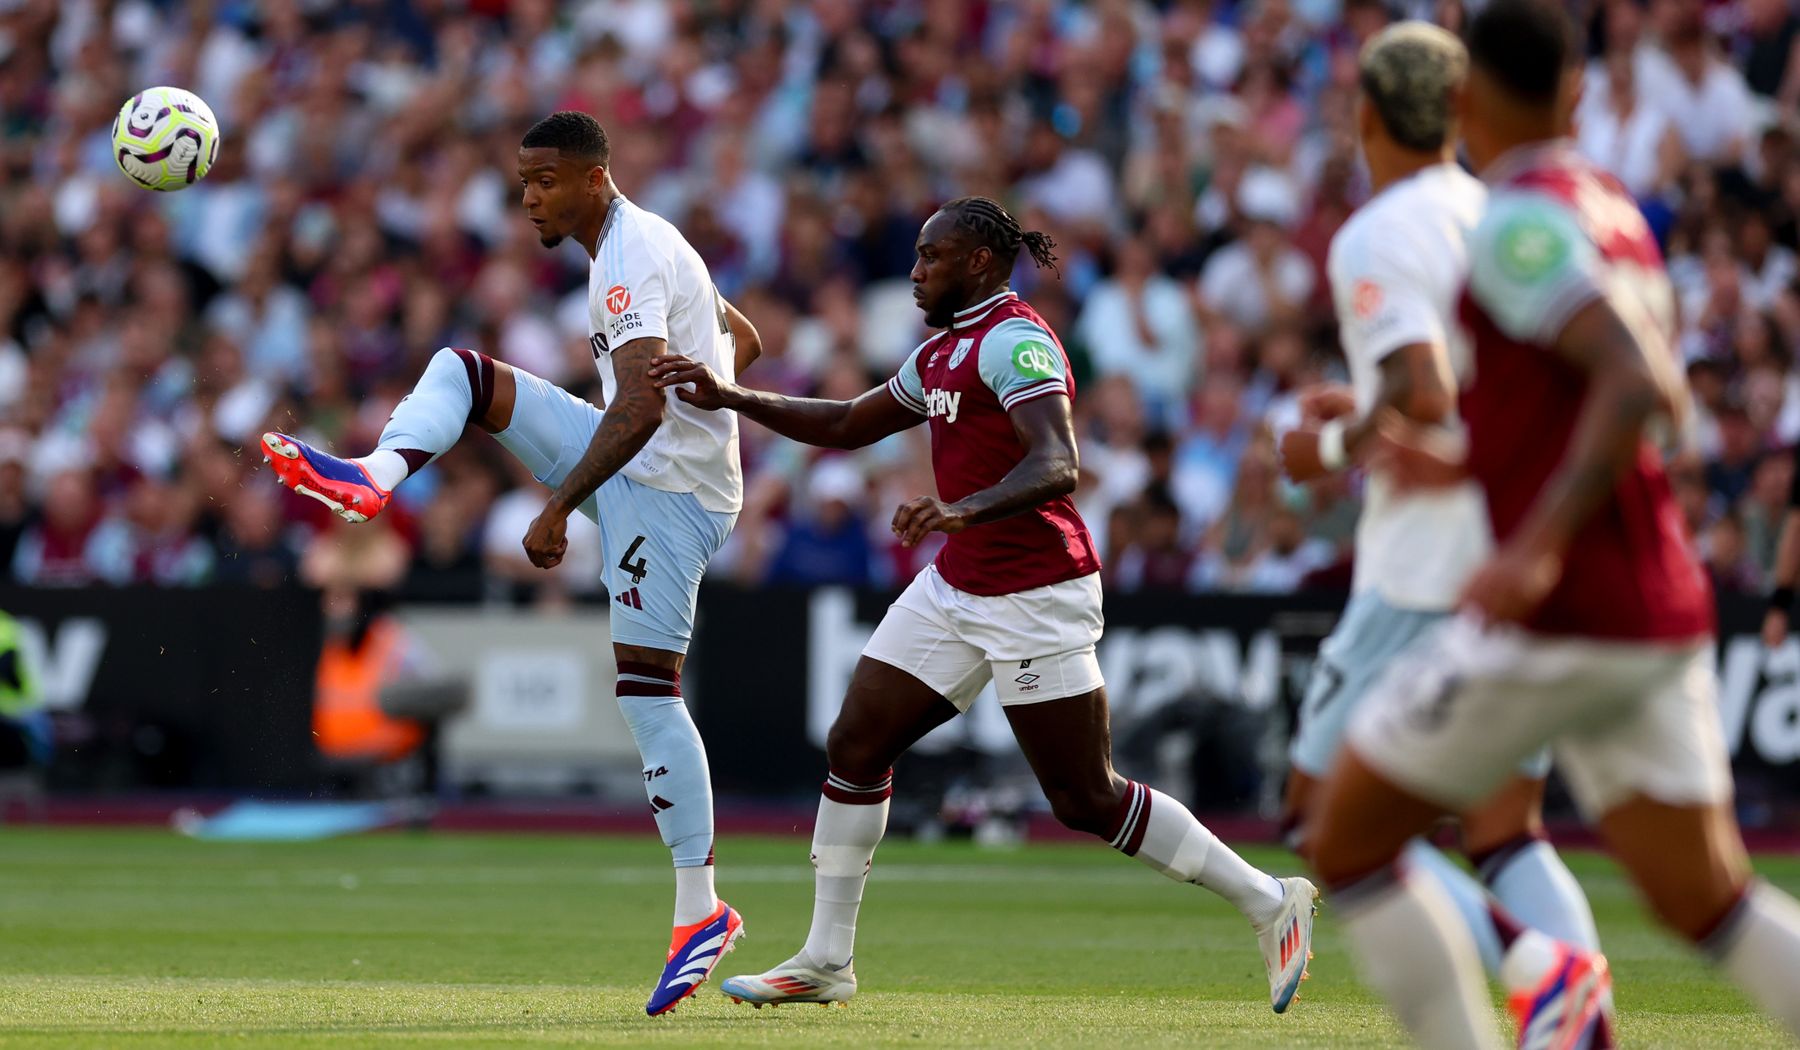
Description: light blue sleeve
xmin=977 ymin=317 xmax=1068 ymax=410
xmin=1467 ymin=191 xmax=1604 ymax=345
xmin=886 ymin=341 xmax=928 ymax=415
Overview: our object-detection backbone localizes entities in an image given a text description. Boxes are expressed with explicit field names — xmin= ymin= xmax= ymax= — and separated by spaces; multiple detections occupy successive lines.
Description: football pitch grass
xmin=0 ymin=828 xmax=1793 ymax=1048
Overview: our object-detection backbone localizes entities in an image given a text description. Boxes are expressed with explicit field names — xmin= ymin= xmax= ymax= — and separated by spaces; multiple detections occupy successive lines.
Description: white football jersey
xmin=1327 ymin=163 xmax=1489 ymax=610
xmin=588 ymin=198 xmax=742 ymax=514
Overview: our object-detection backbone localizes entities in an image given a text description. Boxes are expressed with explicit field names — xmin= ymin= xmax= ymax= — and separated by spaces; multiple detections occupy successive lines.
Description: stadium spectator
xmin=1198 ymin=166 xmax=1314 ymax=335
xmin=1654 ymin=9 xmax=1756 ymax=167
xmin=1576 ymin=48 xmax=1685 ymax=199
xmin=1077 ymin=236 xmax=1202 ymax=429
xmin=764 ymin=457 xmax=876 ymax=588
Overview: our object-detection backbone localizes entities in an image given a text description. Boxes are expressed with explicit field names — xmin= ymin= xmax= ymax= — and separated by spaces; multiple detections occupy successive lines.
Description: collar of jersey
xmin=1479 ymin=137 xmax=1579 ymax=186
xmin=596 ymin=195 xmax=629 ymax=255
xmin=949 ymin=290 xmax=1017 ymax=330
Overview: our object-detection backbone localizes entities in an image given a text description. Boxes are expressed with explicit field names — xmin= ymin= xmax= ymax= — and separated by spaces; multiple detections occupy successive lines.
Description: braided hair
xmin=941 ymin=196 xmax=1060 ymax=277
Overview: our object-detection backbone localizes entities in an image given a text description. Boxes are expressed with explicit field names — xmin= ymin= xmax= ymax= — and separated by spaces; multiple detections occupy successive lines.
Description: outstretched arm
xmin=891 ymin=394 xmax=1078 ymax=547
xmin=649 ymin=354 xmax=920 ymax=450
xmin=522 ymin=337 xmax=667 ymax=569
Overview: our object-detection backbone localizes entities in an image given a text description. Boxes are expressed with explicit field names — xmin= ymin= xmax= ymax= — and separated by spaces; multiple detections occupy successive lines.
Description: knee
xmin=1307 ymin=820 xmax=1362 ymax=888
xmin=1044 ymin=782 xmax=1124 ymax=838
xmin=1308 ymin=797 xmax=1405 ymax=889
xmin=1641 ymin=873 xmax=1749 ymax=942
xmin=824 ymin=718 xmax=890 ymax=785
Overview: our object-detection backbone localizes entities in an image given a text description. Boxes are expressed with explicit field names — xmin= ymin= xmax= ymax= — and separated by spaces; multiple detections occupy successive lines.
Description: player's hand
xmin=1764 ymin=607 xmax=1790 ymax=649
xmin=1298 ymin=383 xmax=1356 ymax=424
xmin=649 ymin=354 xmax=729 ymax=410
xmin=1370 ymin=410 xmax=1468 ymax=490
xmin=891 ymin=496 xmax=967 ymax=548
xmin=1279 ymin=427 xmax=1330 ymax=483
xmin=522 ymin=506 xmax=569 ymax=569
xmin=1458 ymin=542 xmax=1563 ymax=625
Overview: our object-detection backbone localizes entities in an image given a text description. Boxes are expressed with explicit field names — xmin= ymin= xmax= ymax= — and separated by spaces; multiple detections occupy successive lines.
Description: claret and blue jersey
xmin=886 ymin=290 xmax=1101 ymax=597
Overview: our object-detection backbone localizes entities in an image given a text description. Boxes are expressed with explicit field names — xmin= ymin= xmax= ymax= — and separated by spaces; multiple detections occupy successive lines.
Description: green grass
xmin=0 ymin=828 xmax=1790 ymax=1047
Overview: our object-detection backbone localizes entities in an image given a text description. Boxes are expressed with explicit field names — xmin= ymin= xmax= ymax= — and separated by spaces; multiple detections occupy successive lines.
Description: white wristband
xmin=1318 ymin=419 xmax=1349 ymax=472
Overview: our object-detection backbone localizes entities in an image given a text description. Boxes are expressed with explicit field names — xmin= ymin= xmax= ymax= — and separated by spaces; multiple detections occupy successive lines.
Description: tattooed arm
xmin=522 ymin=337 xmax=668 ymax=569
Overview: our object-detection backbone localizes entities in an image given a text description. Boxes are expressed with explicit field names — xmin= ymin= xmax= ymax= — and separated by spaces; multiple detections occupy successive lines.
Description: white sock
xmin=673 ymin=863 xmax=717 ymax=927
xmin=1708 ymin=881 xmax=1800 ymax=1036
xmin=357 ymin=450 xmax=410 ymax=492
xmin=1482 ymin=838 xmax=1600 ymax=953
xmin=1404 ymin=840 xmax=1504 ymax=975
xmin=1337 ymin=868 xmax=1504 ymax=1050
xmin=354 ymin=347 xmax=481 ymax=489
xmin=801 ymin=772 xmax=893 ymax=969
xmin=1111 ymin=781 xmax=1284 ymax=927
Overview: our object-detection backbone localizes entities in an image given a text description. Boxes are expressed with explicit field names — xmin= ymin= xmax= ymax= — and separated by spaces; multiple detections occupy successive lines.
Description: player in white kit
xmin=259 ymin=112 xmax=758 ymax=1015
xmin=1276 ymin=21 xmax=1604 ymax=1010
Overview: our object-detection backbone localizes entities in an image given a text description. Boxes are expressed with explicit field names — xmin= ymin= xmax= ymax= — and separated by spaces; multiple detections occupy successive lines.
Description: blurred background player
xmin=651 ymin=196 xmax=1318 ymax=1014
xmin=0 ymin=607 xmax=47 ymax=820
xmin=1758 ymin=439 xmax=1800 ymax=646
xmin=259 ymin=111 xmax=764 ymax=1016
xmin=1307 ymin=2 xmax=1800 ymax=1047
xmin=1278 ymin=20 xmax=1602 ymax=985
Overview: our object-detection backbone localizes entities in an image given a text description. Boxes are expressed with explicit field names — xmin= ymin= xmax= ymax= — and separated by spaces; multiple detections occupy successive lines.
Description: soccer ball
xmin=111 ymin=87 xmax=220 ymax=192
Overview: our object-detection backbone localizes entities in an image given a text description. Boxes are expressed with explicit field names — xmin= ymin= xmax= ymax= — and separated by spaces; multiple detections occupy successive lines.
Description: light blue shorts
xmin=1291 ymin=590 xmax=1552 ymax=781
xmin=494 ymin=368 xmax=736 ymax=654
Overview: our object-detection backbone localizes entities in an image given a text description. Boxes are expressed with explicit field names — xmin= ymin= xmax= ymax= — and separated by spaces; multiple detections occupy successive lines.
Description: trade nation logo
xmin=606 ymin=285 xmax=632 ymax=314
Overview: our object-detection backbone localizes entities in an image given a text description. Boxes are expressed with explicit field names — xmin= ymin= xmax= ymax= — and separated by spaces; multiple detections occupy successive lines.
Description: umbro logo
xmin=1015 ymin=673 xmax=1040 ymax=685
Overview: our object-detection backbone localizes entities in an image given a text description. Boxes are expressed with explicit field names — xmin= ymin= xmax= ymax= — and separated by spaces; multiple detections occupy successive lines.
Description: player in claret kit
xmin=259 ymin=112 xmax=764 ymax=1016
xmin=650 ymin=197 xmax=1318 ymax=1014
xmin=1306 ymin=3 xmax=1800 ymax=1047
xmin=1277 ymin=19 xmax=1608 ymax=1029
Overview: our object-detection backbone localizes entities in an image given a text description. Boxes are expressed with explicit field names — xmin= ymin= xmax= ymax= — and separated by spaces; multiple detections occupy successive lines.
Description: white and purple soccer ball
xmin=110 ymin=86 xmax=220 ymax=192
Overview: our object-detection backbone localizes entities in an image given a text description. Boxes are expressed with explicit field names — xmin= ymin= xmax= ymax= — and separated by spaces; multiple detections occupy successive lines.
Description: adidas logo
xmin=616 ymin=587 xmax=643 ymax=610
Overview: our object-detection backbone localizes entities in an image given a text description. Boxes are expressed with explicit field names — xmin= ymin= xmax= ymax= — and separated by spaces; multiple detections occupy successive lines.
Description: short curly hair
xmin=1360 ymin=22 xmax=1467 ymax=153
xmin=521 ymin=111 xmax=610 ymax=167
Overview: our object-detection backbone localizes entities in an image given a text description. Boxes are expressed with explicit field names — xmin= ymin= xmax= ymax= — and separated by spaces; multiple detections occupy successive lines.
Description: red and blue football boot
xmin=260 ymin=432 xmax=390 ymax=524
xmin=647 ymin=901 xmax=745 ymax=1016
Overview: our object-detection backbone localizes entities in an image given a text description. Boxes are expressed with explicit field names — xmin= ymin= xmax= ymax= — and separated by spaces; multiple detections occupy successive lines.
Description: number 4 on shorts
xmin=619 ymin=535 xmax=649 ymax=584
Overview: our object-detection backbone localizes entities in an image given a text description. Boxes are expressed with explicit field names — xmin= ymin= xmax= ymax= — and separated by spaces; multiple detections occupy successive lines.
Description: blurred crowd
xmin=1 ymin=0 xmax=1796 ymax=602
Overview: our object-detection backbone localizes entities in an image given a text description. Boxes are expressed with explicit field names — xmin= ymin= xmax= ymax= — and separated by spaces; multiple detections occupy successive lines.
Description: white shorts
xmin=862 ymin=566 xmax=1105 ymax=712
xmin=1347 ymin=615 xmax=1732 ymax=819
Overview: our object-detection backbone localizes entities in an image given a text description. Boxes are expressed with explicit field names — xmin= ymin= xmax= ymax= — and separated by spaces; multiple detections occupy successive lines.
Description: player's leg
xmin=1461 ymin=772 xmax=1600 ymax=953
xmin=1315 ymin=620 xmax=1617 ymax=1050
xmin=1562 ymin=647 xmax=1800 ymax=1035
xmin=797 ymin=658 xmax=964 ymax=970
xmin=261 ymin=347 xmax=516 ymax=520
xmin=721 ymin=584 xmax=981 ymax=1006
xmin=578 ymin=475 xmax=745 ymax=1014
xmin=1311 ymin=752 xmax=1502 ymax=1049
xmin=999 ymin=676 xmax=1318 ymax=1012
xmin=1286 ymin=596 xmax=1506 ymax=975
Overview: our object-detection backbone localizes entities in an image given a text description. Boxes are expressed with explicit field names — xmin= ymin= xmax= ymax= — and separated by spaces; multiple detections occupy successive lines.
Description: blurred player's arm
xmin=1463 ymin=299 xmax=1663 ymax=620
xmin=647 ymin=354 xmax=919 ymax=450
xmin=1456 ymin=194 xmax=1683 ymax=620
xmin=1281 ymin=344 xmax=1456 ymax=482
xmin=523 ymin=336 xmax=668 ymax=569
xmin=722 ymin=298 xmax=762 ymax=376
xmin=1763 ymin=461 xmax=1800 ymax=647
xmin=892 ymin=394 xmax=1077 ymax=547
